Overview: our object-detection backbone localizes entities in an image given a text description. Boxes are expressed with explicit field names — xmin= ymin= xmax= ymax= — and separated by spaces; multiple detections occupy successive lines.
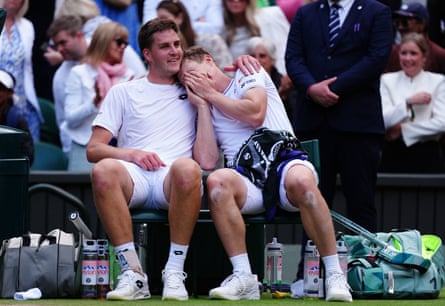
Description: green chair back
xmin=301 ymin=139 xmax=320 ymax=174
xmin=38 ymin=97 xmax=61 ymax=147
xmin=31 ymin=141 xmax=68 ymax=170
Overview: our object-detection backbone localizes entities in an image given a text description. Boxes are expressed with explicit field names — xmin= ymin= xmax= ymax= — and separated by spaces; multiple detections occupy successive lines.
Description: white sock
xmin=164 ymin=242 xmax=188 ymax=271
xmin=322 ymin=254 xmax=342 ymax=275
xmin=114 ymin=242 xmax=143 ymax=274
xmin=230 ymin=253 xmax=252 ymax=274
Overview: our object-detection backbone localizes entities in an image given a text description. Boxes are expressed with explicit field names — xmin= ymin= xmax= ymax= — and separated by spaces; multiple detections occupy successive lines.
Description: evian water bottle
xmin=303 ymin=240 xmax=320 ymax=299
xmin=96 ymin=239 xmax=110 ymax=299
xmin=81 ymin=239 xmax=98 ymax=299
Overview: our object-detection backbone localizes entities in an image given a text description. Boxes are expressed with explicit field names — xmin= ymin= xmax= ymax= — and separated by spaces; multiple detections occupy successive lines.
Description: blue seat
xmin=38 ymin=97 xmax=61 ymax=147
xmin=31 ymin=141 xmax=68 ymax=171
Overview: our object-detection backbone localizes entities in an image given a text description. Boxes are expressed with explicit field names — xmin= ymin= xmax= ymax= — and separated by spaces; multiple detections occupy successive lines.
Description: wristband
xmin=406 ymin=99 xmax=415 ymax=120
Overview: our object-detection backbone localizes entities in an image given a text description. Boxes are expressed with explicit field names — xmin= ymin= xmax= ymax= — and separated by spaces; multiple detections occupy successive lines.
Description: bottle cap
xmin=83 ymin=239 xmax=98 ymax=252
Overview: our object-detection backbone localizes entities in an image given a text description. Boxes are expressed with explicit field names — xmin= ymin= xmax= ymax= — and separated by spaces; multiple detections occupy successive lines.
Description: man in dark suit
xmin=285 ymin=0 xmax=393 ymax=297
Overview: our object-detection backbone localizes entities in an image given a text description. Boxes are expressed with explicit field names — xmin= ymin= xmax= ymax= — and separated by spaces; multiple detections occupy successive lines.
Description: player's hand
xmin=224 ymin=54 xmax=261 ymax=75
xmin=130 ymin=150 xmax=166 ymax=171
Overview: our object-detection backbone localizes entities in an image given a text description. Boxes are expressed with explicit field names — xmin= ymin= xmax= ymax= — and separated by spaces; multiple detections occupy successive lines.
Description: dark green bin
xmin=0 ymin=126 xmax=29 ymax=243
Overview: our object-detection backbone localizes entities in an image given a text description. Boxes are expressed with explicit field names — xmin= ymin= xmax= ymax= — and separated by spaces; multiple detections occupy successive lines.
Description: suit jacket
xmin=285 ymin=0 xmax=393 ymax=134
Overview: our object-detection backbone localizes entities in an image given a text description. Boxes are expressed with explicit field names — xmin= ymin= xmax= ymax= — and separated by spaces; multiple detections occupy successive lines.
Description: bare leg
xmin=284 ymin=164 xmax=337 ymax=257
xmin=161 ymin=158 xmax=202 ymax=301
xmin=91 ymin=158 xmax=135 ymax=246
xmin=164 ymin=158 xmax=202 ymax=245
xmin=207 ymin=169 xmax=260 ymax=300
xmin=206 ymin=168 xmax=249 ymax=257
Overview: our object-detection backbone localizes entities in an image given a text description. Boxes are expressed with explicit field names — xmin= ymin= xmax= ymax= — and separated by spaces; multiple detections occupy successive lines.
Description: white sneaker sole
xmin=162 ymin=294 xmax=189 ymax=301
xmin=106 ymin=292 xmax=151 ymax=300
xmin=209 ymin=289 xmax=260 ymax=300
xmin=326 ymin=292 xmax=353 ymax=302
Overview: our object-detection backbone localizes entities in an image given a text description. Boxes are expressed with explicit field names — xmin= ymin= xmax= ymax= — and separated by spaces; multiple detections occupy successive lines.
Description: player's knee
xmin=301 ymin=190 xmax=317 ymax=207
xmin=170 ymin=158 xmax=201 ymax=190
xmin=209 ymin=187 xmax=223 ymax=206
xmin=206 ymin=170 xmax=233 ymax=206
xmin=91 ymin=158 xmax=120 ymax=192
xmin=287 ymin=175 xmax=318 ymax=207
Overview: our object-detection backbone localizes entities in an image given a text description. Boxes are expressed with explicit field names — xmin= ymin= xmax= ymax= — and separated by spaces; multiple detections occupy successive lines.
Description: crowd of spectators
xmin=0 ymin=0 xmax=443 ymax=175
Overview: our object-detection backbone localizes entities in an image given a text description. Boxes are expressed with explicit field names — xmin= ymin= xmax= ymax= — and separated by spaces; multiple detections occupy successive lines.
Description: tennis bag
xmin=342 ymin=230 xmax=445 ymax=299
xmin=0 ymin=229 xmax=78 ymax=298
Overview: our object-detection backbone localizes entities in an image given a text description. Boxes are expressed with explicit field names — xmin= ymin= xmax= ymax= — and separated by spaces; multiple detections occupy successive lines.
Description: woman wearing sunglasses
xmin=64 ymin=21 xmax=134 ymax=172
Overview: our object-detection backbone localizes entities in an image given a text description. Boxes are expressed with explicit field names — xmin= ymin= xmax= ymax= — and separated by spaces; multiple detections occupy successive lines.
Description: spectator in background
xmin=25 ymin=0 xmax=58 ymax=102
xmin=143 ymin=0 xmax=224 ymax=35
xmin=385 ymin=2 xmax=445 ymax=74
xmin=222 ymin=0 xmax=290 ymax=75
xmin=276 ymin=0 xmax=304 ymax=22
xmin=0 ymin=68 xmax=34 ymax=164
xmin=246 ymin=36 xmax=296 ymax=127
xmin=427 ymin=0 xmax=445 ymax=48
xmin=0 ymin=0 xmax=43 ymax=142
xmin=376 ymin=0 xmax=402 ymax=41
xmin=285 ymin=0 xmax=393 ymax=297
xmin=46 ymin=15 xmax=89 ymax=157
xmin=222 ymin=0 xmax=259 ymax=61
xmin=93 ymin=0 xmax=141 ymax=55
xmin=156 ymin=0 xmax=233 ymax=71
xmin=64 ymin=21 xmax=134 ymax=171
xmin=380 ymin=33 xmax=445 ymax=173
xmin=52 ymin=0 xmax=146 ymax=77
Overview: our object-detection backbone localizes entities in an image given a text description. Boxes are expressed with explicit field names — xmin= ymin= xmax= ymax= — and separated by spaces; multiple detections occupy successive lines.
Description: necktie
xmin=329 ymin=3 xmax=341 ymax=48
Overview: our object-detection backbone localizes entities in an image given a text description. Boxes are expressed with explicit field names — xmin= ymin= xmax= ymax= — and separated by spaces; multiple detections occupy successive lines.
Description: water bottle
xmin=303 ymin=240 xmax=320 ymax=299
xmin=337 ymin=240 xmax=348 ymax=277
xmin=96 ymin=239 xmax=110 ymax=299
xmin=315 ymin=239 xmax=349 ymax=299
xmin=265 ymin=237 xmax=283 ymax=291
xmin=81 ymin=239 xmax=98 ymax=299
xmin=137 ymin=223 xmax=147 ymax=272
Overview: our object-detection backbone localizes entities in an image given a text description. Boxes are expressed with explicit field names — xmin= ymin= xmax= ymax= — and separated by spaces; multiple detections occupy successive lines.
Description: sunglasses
xmin=114 ymin=38 xmax=129 ymax=48
xmin=394 ymin=17 xmax=419 ymax=27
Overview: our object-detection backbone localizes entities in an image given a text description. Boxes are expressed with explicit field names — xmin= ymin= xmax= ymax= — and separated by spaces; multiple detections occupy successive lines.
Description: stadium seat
xmin=38 ymin=97 xmax=61 ymax=147
xmin=31 ymin=141 xmax=68 ymax=170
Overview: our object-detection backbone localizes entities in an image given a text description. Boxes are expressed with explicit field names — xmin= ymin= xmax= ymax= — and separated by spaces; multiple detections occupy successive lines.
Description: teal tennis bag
xmin=342 ymin=230 xmax=445 ymax=299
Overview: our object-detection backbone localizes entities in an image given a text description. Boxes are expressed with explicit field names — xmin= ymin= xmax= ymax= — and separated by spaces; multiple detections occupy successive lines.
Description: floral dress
xmin=0 ymin=22 xmax=41 ymax=141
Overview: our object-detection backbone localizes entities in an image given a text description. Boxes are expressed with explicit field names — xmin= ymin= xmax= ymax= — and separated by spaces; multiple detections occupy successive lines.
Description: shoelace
xmin=327 ymin=272 xmax=351 ymax=290
xmin=220 ymin=273 xmax=248 ymax=292
xmin=115 ymin=272 xmax=133 ymax=289
xmin=164 ymin=270 xmax=187 ymax=288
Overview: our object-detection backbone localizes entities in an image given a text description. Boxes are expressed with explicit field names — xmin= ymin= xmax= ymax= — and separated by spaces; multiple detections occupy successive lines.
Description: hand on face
xmin=181 ymin=70 xmax=215 ymax=102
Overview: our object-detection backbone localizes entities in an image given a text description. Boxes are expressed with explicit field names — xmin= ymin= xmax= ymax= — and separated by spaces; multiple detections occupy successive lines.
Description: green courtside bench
xmin=130 ymin=139 xmax=319 ymax=295
xmin=130 ymin=139 xmax=320 ymax=226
